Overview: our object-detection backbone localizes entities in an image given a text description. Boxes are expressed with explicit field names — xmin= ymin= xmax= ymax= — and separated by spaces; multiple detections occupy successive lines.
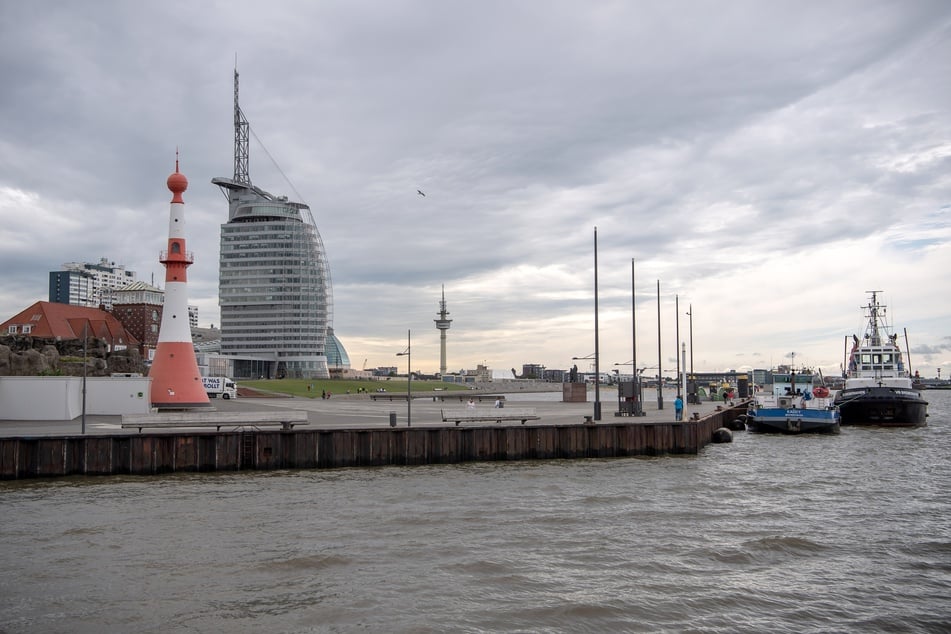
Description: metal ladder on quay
xmin=241 ymin=432 xmax=255 ymax=469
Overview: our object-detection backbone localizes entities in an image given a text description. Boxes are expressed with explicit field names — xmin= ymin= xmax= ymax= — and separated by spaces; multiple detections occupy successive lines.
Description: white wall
xmin=85 ymin=377 xmax=152 ymax=415
xmin=0 ymin=376 xmax=152 ymax=420
xmin=0 ymin=377 xmax=80 ymax=420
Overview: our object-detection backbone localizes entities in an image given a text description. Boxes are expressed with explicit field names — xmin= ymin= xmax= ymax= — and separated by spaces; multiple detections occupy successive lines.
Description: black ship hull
xmin=835 ymin=387 xmax=928 ymax=427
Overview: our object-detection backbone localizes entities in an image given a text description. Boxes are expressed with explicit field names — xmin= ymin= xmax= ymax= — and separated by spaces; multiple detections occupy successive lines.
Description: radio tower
xmin=434 ymin=285 xmax=452 ymax=376
xmin=148 ymin=155 xmax=210 ymax=409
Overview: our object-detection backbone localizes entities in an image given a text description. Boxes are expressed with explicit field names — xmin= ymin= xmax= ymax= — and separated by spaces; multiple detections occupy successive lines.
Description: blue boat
xmin=747 ymin=369 xmax=840 ymax=434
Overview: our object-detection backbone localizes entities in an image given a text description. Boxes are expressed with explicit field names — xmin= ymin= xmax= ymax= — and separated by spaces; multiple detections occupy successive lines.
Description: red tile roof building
xmin=1 ymin=301 xmax=139 ymax=352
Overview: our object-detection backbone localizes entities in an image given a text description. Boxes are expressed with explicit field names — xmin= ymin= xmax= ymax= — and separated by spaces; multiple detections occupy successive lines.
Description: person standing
xmin=674 ymin=394 xmax=684 ymax=421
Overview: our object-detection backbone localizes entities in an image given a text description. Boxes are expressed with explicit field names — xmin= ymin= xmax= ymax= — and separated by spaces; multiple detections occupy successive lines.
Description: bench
xmin=370 ymin=393 xmax=410 ymax=401
xmin=369 ymin=393 xmax=506 ymax=402
xmin=440 ymin=407 xmax=539 ymax=426
xmin=121 ymin=410 xmax=309 ymax=433
xmin=433 ymin=394 xmax=505 ymax=402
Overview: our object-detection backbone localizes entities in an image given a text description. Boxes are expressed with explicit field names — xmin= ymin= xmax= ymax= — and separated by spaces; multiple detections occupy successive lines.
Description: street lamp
xmin=675 ymin=294 xmax=681 ymax=401
xmin=656 ymin=280 xmax=663 ymax=409
xmin=628 ymin=257 xmax=643 ymax=416
xmin=82 ymin=321 xmax=88 ymax=435
xmin=396 ymin=329 xmax=411 ymax=426
xmin=572 ymin=352 xmax=600 ymax=421
xmin=681 ymin=342 xmax=687 ymax=401
xmin=686 ymin=305 xmax=695 ymax=403
xmin=592 ymin=226 xmax=601 ymax=421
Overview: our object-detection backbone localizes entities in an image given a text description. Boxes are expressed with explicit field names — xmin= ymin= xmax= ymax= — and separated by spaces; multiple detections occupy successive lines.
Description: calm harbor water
xmin=1 ymin=391 xmax=949 ymax=633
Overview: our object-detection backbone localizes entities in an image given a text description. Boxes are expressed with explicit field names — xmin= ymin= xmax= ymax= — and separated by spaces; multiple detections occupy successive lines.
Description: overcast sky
xmin=1 ymin=1 xmax=949 ymax=379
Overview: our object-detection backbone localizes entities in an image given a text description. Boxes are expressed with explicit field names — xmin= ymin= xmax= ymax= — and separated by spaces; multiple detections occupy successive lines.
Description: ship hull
xmin=834 ymin=387 xmax=928 ymax=427
xmin=747 ymin=407 xmax=840 ymax=434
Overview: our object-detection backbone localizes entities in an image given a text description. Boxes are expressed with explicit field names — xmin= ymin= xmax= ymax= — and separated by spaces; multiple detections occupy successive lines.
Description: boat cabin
xmin=848 ymin=343 xmax=905 ymax=378
xmin=769 ymin=372 xmax=815 ymax=397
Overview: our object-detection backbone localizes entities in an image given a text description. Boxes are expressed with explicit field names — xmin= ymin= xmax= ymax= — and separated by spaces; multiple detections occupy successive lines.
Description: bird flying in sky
xmin=417 ymin=189 xmax=425 ymax=197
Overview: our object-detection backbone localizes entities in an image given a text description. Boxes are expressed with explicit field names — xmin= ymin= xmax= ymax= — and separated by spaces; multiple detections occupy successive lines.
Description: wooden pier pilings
xmin=0 ymin=408 xmax=743 ymax=480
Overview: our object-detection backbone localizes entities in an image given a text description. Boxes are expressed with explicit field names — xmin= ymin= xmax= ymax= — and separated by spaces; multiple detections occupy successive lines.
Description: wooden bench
xmin=121 ymin=410 xmax=309 ymax=433
xmin=369 ymin=393 xmax=409 ymax=401
xmin=440 ymin=407 xmax=539 ymax=426
xmin=369 ymin=393 xmax=506 ymax=402
xmin=434 ymin=394 xmax=505 ymax=402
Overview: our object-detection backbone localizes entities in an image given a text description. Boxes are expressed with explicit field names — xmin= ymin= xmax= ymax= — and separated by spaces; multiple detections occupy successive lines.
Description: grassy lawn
xmin=239 ymin=378 xmax=472 ymax=398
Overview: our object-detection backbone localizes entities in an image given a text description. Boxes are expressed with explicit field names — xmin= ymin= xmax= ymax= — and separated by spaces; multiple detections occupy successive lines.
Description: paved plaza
xmin=0 ymin=387 xmax=737 ymax=437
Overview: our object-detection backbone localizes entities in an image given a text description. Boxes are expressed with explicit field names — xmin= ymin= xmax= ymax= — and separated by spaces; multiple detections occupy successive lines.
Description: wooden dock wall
xmin=0 ymin=408 xmax=743 ymax=480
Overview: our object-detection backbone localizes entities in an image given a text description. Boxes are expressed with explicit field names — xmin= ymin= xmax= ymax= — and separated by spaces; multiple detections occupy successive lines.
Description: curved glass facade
xmin=217 ymin=183 xmax=339 ymax=379
xmin=324 ymin=327 xmax=350 ymax=369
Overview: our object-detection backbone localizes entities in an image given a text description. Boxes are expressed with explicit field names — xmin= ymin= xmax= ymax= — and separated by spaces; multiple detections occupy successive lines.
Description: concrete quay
xmin=0 ymin=387 xmax=737 ymax=438
xmin=0 ymin=388 xmax=749 ymax=480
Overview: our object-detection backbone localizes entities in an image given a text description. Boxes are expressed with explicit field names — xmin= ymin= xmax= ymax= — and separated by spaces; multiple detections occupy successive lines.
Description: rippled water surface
xmin=2 ymin=392 xmax=949 ymax=633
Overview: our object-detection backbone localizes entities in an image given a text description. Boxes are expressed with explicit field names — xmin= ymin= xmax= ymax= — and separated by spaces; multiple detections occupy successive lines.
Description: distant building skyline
xmin=49 ymin=257 xmax=136 ymax=310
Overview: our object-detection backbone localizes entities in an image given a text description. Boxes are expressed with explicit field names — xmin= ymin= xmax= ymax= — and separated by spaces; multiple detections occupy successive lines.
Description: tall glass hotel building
xmin=212 ymin=71 xmax=347 ymax=379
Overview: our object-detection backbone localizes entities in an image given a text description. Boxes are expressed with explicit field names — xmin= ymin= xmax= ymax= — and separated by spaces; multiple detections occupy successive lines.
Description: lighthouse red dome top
xmin=167 ymin=154 xmax=188 ymax=203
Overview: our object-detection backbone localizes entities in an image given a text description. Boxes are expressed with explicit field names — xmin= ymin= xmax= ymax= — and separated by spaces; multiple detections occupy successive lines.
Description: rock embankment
xmin=0 ymin=336 xmax=146 ymax=377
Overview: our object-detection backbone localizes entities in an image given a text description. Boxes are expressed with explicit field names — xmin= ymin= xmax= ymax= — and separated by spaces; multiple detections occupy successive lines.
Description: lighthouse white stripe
xmin=156 ymin=281 xmax=193 ymax=341
xmin=168 ymin=202 xmax=186 ymax=238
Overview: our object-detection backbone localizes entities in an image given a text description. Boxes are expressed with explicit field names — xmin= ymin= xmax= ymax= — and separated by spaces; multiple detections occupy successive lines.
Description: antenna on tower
xmin=233 ymin=65 xmax=250 ymax=185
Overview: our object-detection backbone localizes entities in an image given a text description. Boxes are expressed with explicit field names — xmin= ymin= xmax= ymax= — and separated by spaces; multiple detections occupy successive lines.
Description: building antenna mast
xmin=233 ymin=64 xmax=250 ymax=185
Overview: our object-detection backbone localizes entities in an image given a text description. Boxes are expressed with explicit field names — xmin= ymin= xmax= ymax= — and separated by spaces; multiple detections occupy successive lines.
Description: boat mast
xmin=904 ymin=327 xmax=913 ymax=377
xmin=790 ymin=351 xmax=796 ymax=395
xmin=865 ymin=290 xmax=883 ymax=346
xmin=842 ymin=335 xmax=849 ymax=377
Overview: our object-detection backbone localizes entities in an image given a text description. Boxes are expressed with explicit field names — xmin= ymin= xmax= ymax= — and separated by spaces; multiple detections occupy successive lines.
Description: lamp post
xmin=675 ymin=294 xmax=680 ymax=401
xmin=572 ymin=352 xmax=600 ymax=420
xmin=81 ymin=322 xmax=88 ymax=435
xmin=656 ymin=280 xmax=663 ymax=409
xmin=613 ymin=361 xmax=634 ymax=377
xmin=686 ymin=304 xmax=695 ymax=403
xmin=681 ymin=342 xmax=687 ymax=400
xmin=593 ymin=227 xmax=601 ymax=421
xmin=630 ymin=258 xmax=641 ymax=415
xmin=396 ymin=330 xmax=411 ymax=426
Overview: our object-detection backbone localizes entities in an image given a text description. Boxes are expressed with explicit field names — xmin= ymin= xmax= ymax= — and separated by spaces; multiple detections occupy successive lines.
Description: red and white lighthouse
xmin=148 ymin=156 xmax=210 ymax=409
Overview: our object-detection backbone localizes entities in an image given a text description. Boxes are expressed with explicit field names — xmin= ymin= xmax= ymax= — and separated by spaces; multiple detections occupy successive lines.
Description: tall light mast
xmin=434 ymin=285 xmax=452 ymax=376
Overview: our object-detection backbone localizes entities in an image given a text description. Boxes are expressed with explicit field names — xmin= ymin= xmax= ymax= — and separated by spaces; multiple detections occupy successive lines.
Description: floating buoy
xmin=725 ymin=417 xmax=746 ymax=431
xmin=812 ymin=386 xmax=830 ymax=398
xmin=712 ymin=427 xmax=733 ymax=443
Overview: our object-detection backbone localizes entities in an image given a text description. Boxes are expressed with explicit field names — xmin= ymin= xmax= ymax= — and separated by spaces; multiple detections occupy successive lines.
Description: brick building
xmin=111 ymin=281 xmax=164 ymax=362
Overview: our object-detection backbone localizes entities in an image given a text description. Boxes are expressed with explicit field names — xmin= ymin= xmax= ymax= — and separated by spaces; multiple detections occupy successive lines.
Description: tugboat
xmin=834 ymin=292 xmax=928 ymax=427
xmin=747 ymin=366 xmax=840 ymax=434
